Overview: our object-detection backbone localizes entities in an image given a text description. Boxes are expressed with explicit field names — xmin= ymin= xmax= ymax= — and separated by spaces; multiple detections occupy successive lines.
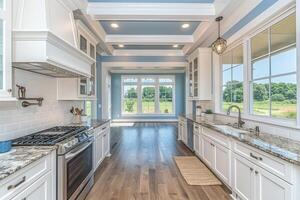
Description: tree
xmin=253 ymin=83 xmax=268 ymax=101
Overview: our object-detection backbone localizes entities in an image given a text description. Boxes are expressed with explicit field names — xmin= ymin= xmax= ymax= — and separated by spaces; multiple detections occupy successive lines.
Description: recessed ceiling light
xmin=182 ymin=23 xmax=190 ymax=29
xmin=118 ymin=44 xmax=124 ymax=48
xmin=173 ymin=44 xmax=179 ymax=48
xmin=111 ymin=23 xmax=119 ymax=28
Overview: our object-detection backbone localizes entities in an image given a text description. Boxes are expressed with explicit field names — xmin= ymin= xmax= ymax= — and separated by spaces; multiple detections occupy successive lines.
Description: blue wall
xmin=111 ymin=73 xmax=186 ymax=120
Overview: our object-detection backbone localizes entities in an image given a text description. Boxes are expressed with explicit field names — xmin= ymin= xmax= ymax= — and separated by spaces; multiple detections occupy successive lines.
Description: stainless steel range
xmin=13 ymin=126 xmax=95 ymax=200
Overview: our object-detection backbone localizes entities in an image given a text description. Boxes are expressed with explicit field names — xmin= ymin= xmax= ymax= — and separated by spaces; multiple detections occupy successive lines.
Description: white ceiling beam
xmin=87 ymin=3 xmax=215 ymax=21
xmin=113 ymin=50 xmax=184 ymax=56
xmin=105 ymin=35 xmax=194 ymax=45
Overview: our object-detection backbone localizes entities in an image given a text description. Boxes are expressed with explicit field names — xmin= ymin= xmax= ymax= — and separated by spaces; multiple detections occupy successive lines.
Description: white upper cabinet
xmin=187 ymin=48 xmax=212 ymax=100
xmin=0 ymin=0 xmax=13 ymax=100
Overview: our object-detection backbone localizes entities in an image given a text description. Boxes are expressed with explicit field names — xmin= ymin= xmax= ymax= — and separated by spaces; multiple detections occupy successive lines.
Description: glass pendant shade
xmin=211 ymin=16 xmax=227 ymax=55
xmin=212 ymin=37 xmax=227 ymax=54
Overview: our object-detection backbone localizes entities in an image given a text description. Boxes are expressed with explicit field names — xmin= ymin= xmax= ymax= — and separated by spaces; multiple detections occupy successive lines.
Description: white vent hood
xmin=12 ymin=0 xmax=94 ymax=78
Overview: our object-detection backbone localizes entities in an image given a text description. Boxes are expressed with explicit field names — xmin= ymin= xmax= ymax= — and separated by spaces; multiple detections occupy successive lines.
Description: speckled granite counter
xmin=69 ymin=119 xmax=110 ymax=129
xmin=0 ymin=146 xmax=57 ymax=181
xmin=181 ymin=114 xmax=300 ymax=165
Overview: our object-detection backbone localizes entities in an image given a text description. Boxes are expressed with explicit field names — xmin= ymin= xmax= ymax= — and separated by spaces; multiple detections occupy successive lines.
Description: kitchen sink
xmin=213 ymin=125 xmax=249 ymax=136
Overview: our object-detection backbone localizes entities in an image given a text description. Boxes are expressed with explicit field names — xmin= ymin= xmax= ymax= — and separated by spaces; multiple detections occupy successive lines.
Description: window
xmin=250 ymin=13 xmax=297 ymax=119
xmin=221 ymin=44 xmax=244 ymax=112
xmin=84 ymin=100 xmax=92 ymax=118
xmin=121 ymin=76 xmax=175 ymax=115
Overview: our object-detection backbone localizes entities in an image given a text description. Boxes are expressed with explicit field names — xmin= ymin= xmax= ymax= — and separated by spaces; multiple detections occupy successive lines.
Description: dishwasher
xmin=187 ymin=119 xmax=194 ymax=151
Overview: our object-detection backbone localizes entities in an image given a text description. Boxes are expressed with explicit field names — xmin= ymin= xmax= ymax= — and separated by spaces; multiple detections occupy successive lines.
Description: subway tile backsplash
xmin=0 ymin=69 xmax=82 ymax=140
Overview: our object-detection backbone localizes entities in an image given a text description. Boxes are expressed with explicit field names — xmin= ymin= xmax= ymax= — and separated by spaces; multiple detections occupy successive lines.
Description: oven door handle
xmin=65 ymin=141 xmax=93 ymax=161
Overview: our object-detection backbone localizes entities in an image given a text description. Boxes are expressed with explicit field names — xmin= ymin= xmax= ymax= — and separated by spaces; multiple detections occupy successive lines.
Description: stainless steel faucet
xmin=226 ymin=105 xmax=245 ymax=128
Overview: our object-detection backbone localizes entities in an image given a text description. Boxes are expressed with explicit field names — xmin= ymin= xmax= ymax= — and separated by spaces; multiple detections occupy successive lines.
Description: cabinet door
xmin=202 ymin=136 xmax=214 ymax=167
xmin=255 ymin=166 xmax=292 ymax=200
xmin=193 ymin=58 xmax=198 ymax=97
xmin=232 ymin=154 xmax=255 ymax=200
xmin=102 ymin=129 xmax=110 ymax=156
xmin=188 ymin=62 xmax=193 ymax=97
xmin=0 ymin=0 xmax=12 ymax=99
xmin=94 ymin=132 xmax=103 ymax=170
xmin=178 ymin=122 xmax=182 ymax=140
xmin=182 ymin=124 xmax=187 ymax=145
xmin=214 ymin=143 xmax=230 ymax=185
xmin=11 ymin=172 xmax=53 ymax=200
xmin=193 ymin=133 xmax=200 ymax=155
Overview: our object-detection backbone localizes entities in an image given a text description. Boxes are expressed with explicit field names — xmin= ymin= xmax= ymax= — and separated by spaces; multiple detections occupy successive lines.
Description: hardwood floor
xmin=86 ymin=123 xmax=232 ymax=200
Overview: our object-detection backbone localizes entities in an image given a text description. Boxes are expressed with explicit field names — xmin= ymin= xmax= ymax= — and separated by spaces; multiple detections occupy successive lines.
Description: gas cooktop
xmin=12 ymin=126 xmax=89 ymax=146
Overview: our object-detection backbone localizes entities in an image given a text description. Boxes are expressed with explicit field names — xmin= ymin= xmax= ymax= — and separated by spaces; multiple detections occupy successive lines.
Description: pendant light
xmin=211 ymin=16 xmax=227 ymax=55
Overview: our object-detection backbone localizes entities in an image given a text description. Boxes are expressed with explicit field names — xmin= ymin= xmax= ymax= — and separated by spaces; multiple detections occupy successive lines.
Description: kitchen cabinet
xmin=255 ymin=165 xmax=292 ymax=200
xmin=232 ymin=153 xmax=255 ymax=200
xmin=232 ymin=153 xmax=292 ymax=200
xmin=178 ymin=117 xmax=187 ymax=144
xmin=57 ymin=63 xmax=96 ymax=100
xmin=93 ymin=122 xmax=110 ymax=171
xmin=11 ymin=172 xmax=53 ymax=200
xmin=214 ymin=142 xmax=231 ymax=185
xmin=193 ymin=123 xmax=201 ymax=157
xmin=187 ymin=48 xmax=212 ymax=100
xmin=0 ymin=151 xmax=56 ymax=200
xmin=202 ymin=135 xmax=214 ymax=168
xmin=0 ymin=0 xmax=13 ymax=100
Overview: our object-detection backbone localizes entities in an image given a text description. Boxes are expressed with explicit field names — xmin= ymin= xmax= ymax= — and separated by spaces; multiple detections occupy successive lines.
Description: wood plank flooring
xmin=86 ymin=122 xmax=232 ymax=200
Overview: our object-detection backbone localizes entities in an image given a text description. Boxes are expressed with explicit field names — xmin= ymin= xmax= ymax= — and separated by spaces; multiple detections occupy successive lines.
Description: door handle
xmin=250 ymin=153 xmax=263 ymax=161
xmin=7 ymin=176 xmax=26 ymax=190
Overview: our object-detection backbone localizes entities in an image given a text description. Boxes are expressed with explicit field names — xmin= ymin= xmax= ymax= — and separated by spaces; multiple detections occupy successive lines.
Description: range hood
xmin=12 ymin=0 xmax=94 ymax=78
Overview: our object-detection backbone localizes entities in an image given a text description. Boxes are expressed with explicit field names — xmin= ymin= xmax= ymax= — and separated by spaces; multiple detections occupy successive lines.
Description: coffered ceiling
xmin=83 ymin=0 xmax=283 ymax=56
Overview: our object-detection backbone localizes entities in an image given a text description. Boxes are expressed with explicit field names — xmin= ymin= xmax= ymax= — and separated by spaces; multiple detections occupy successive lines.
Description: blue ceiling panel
xmin=113 ymin=44 xmax=184 ymax=50
xmin=88 ymin=0 xmax=214 ymax=3
xmin=223 ymin=0 xmax=278 ymax=39
xmin=100 ymin=21 xmax=200 ymax=35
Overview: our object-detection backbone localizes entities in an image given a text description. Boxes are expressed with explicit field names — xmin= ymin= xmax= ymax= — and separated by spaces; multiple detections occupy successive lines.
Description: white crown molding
xmin=102 ymin=62 xmax=187 ymax=68
xmin=87 ymin=2 xmax=215 ymax=21
xmin=105 ymin=35 xmax=194 ymax=45
xmin=113 ymin=49 xmax=184 ymax=56
xmin=63 ymin=0 xmax=88 ymax=10
xmin=109 ymin=69 xmax=185 ymax=74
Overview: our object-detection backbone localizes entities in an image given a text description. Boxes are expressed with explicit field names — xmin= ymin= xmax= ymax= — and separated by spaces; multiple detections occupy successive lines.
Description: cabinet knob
xmin=250 ymin=168 xmax=253 ymax=171
xmin=255 ymin=171 xmax=259 ymax=175
xmin=7 ymin=89 xmax=12 ymax=93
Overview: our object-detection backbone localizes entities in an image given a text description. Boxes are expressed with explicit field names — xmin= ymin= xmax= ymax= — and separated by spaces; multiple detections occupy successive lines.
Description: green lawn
xmin=123 ymin=99 xmax=173 ymax=114
xmin=223 ymin=101 xmax=296 ymax=119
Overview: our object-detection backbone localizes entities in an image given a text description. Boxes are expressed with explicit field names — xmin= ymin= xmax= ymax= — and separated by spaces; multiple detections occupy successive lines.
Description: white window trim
xmin=121 ymin=75 xmax=176 ymax=117
xmin=216 ymin=6 xmax=300 ymax=128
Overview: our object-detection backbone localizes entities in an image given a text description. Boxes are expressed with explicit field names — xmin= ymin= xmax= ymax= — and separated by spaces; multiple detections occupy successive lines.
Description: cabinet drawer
xmin=233 ymin=141 xmax=293 ymax=184
xmin=202 ymin=127 xmax=230 ymax=148
xmin=0 ymin=155 xmax=51 ymax=200
xmin=95 ymin=123 xmax=110 ymax=136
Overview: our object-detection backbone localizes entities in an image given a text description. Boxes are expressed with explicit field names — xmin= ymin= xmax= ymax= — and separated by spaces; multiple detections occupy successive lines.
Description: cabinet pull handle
xmin=102 ymin=127 xmax=106 ymax=130
xmin=7 ymin=176 xmax=26 ymax=190
xmin=250 ymin=153 xmax=262 ymax=161
xmin=21 ymin=198 xmax=26 ymax=200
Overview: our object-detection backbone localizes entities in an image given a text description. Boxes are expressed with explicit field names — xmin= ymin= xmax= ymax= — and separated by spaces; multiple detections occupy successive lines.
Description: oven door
xmin=58 ymin=140 xmax=94 ymax=200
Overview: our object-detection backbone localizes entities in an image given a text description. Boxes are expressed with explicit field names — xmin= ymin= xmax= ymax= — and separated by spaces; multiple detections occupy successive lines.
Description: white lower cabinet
xmin=93 ymin=122 xmax=111 ymax=171
xmin=202 ymin=135 xmax=214 ymax=168
xmin=233 ymin=153 xmax=293 ymax=200
xmin=255 ymin=165 xmax=292 ymax=200
xmin=193 ymin=133 xmax=200 ymax=155
xmin=11 ymin=172 xmax=53 ymax=200
xmin=0 ymin=151 xmax=56 ymax=200
xmin=214 ymin=142 xmax=231 ymax=185
xmin=232 ymin=153 xmax=255 ymax=200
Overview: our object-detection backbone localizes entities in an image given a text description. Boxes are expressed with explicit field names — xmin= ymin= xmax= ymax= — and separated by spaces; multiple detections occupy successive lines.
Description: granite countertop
xmin=181 ymin=114 xmax=300 ymax=165
xmin=69 ymin=119 xmax=110 ymax=129
xmin=0 ymin=146 xmax=57 ymax=181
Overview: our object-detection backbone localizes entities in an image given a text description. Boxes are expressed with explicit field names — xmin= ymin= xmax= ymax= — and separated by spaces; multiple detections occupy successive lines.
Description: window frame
xmin=217 ymin=8 xmax=299 ymax=128
xmin=121 ymin=75 xmax=176 ymax=116
xmin=220 ymin=44 xmax=245 ymax=113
